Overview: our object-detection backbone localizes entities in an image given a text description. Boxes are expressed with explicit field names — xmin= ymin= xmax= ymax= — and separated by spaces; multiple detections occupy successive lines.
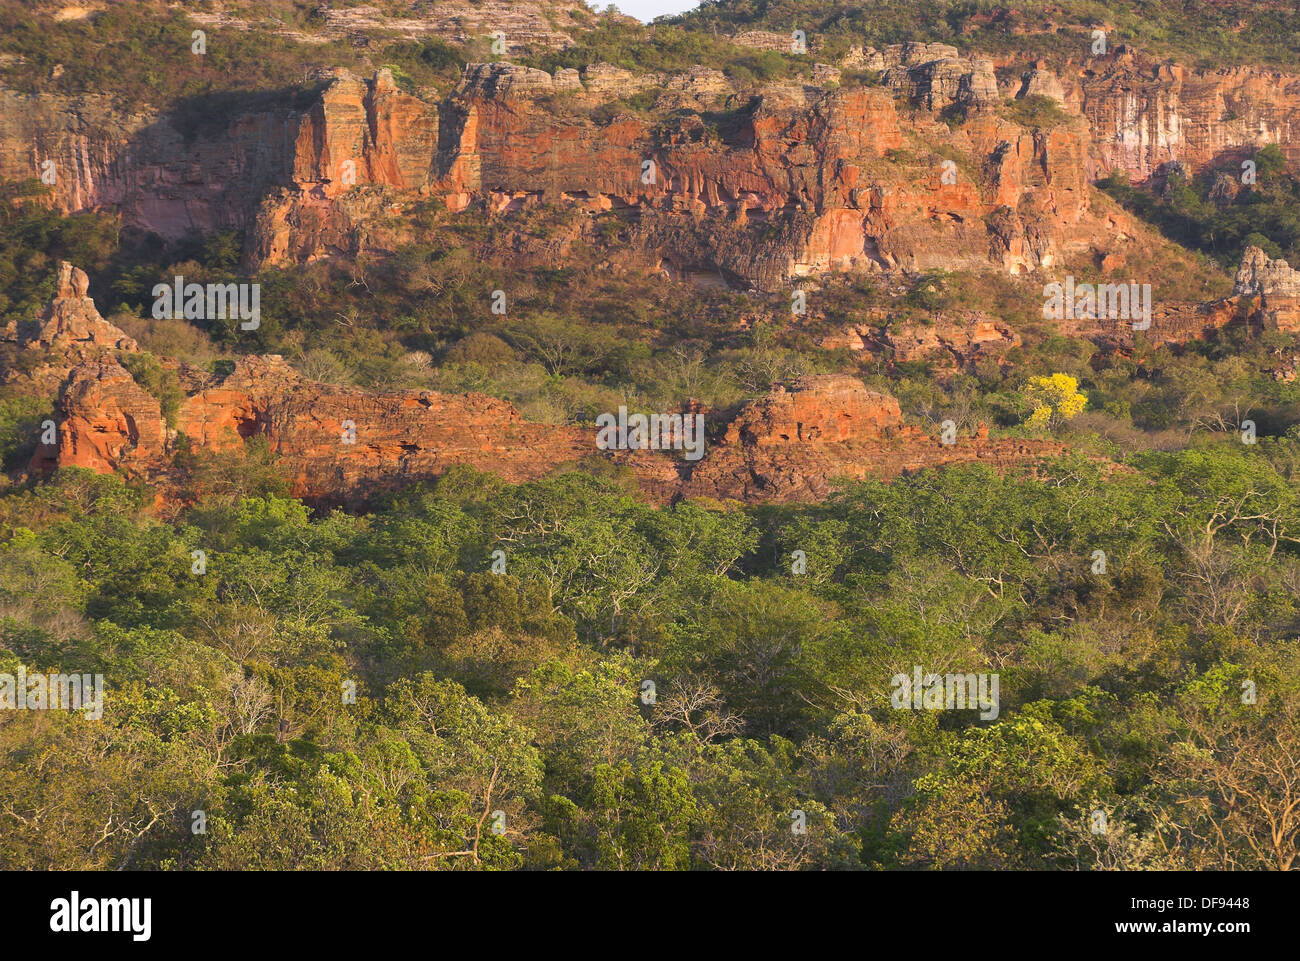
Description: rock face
xmin=32 ymin=352 xmax=1058 ymax=507
xmin=243 ymin=65 xmax=1103 ymax=287
xmin=445 ymin=66 xmax=1097 ymax=285
xmin=1234 ymin=246 xmax=1300 ymax=299
xmin=1232 ymin=246 xmax=1300 ymax=331
xmin=5 ymin=35 xmax=1300 ymax=266
xmin=883 ymin=315 xmax=1021 ymax=366
xmin=0 ymin=83 xmax=301 ymax=239
xmin=33 ymin=350 xmax=592 ymax=506
xmin=295 ymin=68 xmax=440 ymax=194
xmin=723 ymin=375 xmax=902 ymax=446
xmin=681 ymin=375 xmax=1061 ymax=502
xmin=31 ymin=360 xmax=164 ymax=476
xmin=1068 ymin=51 xmax=1300 ymax=181
xmin=186 ymin=0 xmax=599 ymax=54
xmin=459 ymin=62 xmax=578 ymax=99
xmin=1017 ymin=64 xmax=1067 ymax=104
xmin=880 ymin=46 xmax=1000 ymax=113
xmin=581 ymin=62 xmax=656 ymax=100
xmin=822 ymin=311 xmax=1021 ymax=370
xmin=249 ymin=68 xmax=442 ymax=264
xmin=4 ymin=52 xmax=1118 ymax=290
xmin=730 ymin=31 xmax=796 ymax=54
xmin=171 ymin=356 xmax=593 ymax=507
xmin=838 ymin=43 xmax=1300 ymax=183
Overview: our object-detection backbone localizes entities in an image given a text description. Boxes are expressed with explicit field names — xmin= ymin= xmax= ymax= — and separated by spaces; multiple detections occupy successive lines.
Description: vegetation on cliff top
xmin=679 ymin=0 xmax=1300 ymax=68
xmin=4 ymin=0 xmax=1299 ymax=111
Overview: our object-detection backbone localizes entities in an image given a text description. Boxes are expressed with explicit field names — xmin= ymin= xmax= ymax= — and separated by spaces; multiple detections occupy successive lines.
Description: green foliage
xmin=3 ymin=1 xmax=1300 ymax=872
xmin=4 ymin=442 xmax=1295 ymax=869
xmin=1001 ymin=94 xmax=1071 ymax=130
xmin=0 ymin=393 xmax=50 ymax=471
xmin=0 ymin=182 xmax=121 ymax=321
xmin=681 ymin=0 xmax=1300 ymax=67
xmin=1099 ymin=148 xmax=1300 ymax=267
xmin=118 ymin=350 xmax=184 ymax=428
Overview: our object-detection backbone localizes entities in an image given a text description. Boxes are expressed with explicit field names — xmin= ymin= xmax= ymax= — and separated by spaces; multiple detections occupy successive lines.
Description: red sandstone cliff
xmin=36 ymin=357 xmax=1060 ymax=507
xmin=1071 ymin=51 xmax=1300 ymax=181
xmin=15 ymin=272 xmax=1061 ymax=506
xmin=680 ymin=374 xmax=1060 ymax=502
xmin=241 ymin=61 xmax=1105 ymax=288
xmin=12 ymin=34 xmax=1294 ymax=289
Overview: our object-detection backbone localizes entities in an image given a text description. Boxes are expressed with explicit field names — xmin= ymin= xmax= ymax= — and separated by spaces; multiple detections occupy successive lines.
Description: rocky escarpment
xmin=247 ymin=61 xmax=1105 ymax=288
xmin=680 ymin=374 xmax=1060 ymax=502
xmin=837 ymin=43 xmax=1300 ymax=182
xmin=1072 ymin=51 xmax=1300 ymax=181
xmin=3 ymin=26 xmax=1297 ymax=291
xmin=1051 ymin=246 xmax=1300 ymax=355
xmin=29 ymin=349 xmax=595 ymax=505
xmin=821 ymin=310 xmax=1021 ymax=372
xmin=0 ymin=82 xmax=306 ymax=239
xmin=17 ymin=267 xmax=1060 ymax=506
xmin=35 ymin=359 xmax=1060 ymax=506
xmin=4 ymin=34 xmax=1297 ymax=286
xmin=0 ymin=49 xmax=1157 ymax=290
xmin=179 ymin=355 xmax=594 ymax=506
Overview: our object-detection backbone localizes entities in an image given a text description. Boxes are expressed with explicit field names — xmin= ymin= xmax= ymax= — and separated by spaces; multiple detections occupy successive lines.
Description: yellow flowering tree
xmin=1023 ymin=373 xmax=1087 ymax=431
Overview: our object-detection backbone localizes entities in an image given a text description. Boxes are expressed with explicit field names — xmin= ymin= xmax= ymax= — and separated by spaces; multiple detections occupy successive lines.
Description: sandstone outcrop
xmin=188 ymin=1 xmax=598 ymax=54
xmin=681 ymin=374 xmax=1061 ymax=503
xmin=13 ymin=262 xmax=137 ymax=353
xmin=1017 ymin=64 xmax=1067 ymax=104
xmin=882 ymin=49 xmax=1000 ymax=114
xmin=730 ymin=31 xmax=795 ymax=54
xmin=5 ymin=28 xmax=1299 ymax=269
xmin=32 ymin=349 xmax=594 ymax=507
xmin=844 ymin=44 xmax=1300 ymax=182
xmin=723 ymin=375 xmax=902 ymax=446
xmin=1234 ymin=246 xmax=1300 ymax=299
xmin=1068 ymin=51 xmax=1300 ymax=180
xmin=2 ymin=46 xmax=1140 ymax=292
xmin=30 ymin=359 xmax=164 ymax=476
xmin=31 ymin=349 xmax=1061 ymax=508
xmin=822 ymin=311 xmax=1021 ymax=370
xmin=1232 ymin=246 xmax=1300 ymax=331
xmin=459 ymin=62 xmax=580 ymax=99
xmin=243 ymin=64 xmax=1104 ymax=287
xmin=581 ymin=63 xmax=657 ymax=100
xmin=174 ymin=355 xmax=591 ymax=507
